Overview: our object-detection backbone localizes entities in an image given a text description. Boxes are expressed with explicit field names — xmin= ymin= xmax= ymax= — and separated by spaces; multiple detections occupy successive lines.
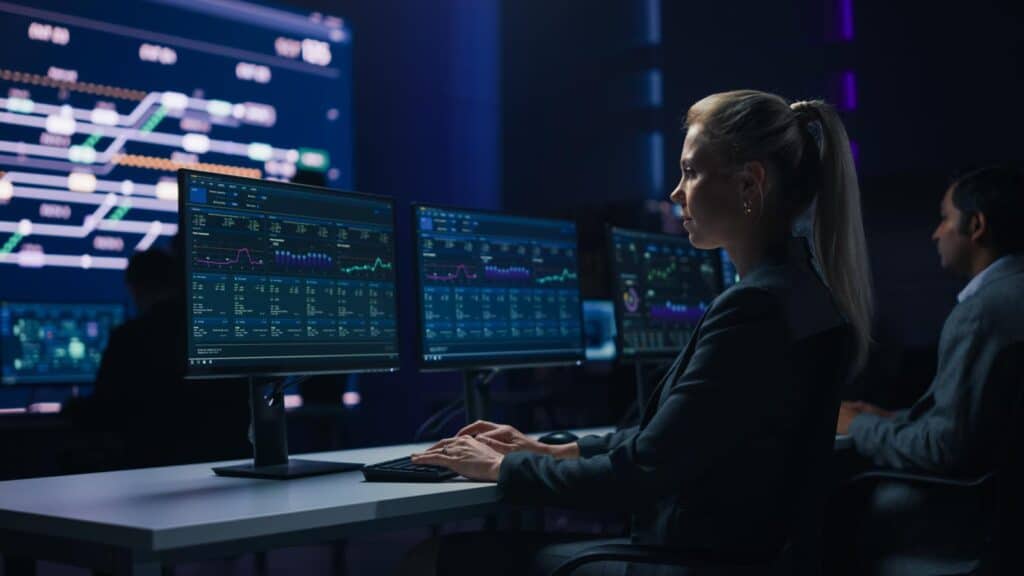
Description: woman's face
xmin=669 ymin=124 xmax=747 ymax=250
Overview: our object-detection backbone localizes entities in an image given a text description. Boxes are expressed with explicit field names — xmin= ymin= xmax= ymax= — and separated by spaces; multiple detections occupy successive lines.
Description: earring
xmin=743 ymin=201 xmax=753 ymax=215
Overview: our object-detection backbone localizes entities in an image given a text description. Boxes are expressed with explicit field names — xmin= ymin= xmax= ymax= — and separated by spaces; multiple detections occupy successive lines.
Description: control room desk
xmin=0 ymin=429 xmax=853 ymax=575
xmin=0 ymin=439 xmax=509 ymax=576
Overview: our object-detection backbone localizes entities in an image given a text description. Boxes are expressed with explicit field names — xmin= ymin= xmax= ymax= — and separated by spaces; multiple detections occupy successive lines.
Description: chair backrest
xmin=784 ymin=323 xmax=852 ymax=575
xmin=993 ymin=341 xmax=1024 ymax=573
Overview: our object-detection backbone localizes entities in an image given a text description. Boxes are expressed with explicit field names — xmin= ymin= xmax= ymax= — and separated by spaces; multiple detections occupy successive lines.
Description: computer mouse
xmin=537 ymin=430 xmax=579 ymax=445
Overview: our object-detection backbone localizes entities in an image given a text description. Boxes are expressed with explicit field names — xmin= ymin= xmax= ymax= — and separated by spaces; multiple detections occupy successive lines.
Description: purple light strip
xmin=839 ymin=0 xmax=854 ymax=40
xmin=842 ymin=71 xmax=857 ymax=111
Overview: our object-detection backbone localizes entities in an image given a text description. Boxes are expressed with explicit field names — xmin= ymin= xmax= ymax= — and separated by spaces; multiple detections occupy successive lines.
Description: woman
xmin=411 ymin=90 xmax=873 ymax=574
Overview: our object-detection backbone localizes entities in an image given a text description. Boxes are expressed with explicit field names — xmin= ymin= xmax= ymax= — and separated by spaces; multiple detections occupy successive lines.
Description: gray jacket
xmin=850 ymin=255 xmax=1024 ymax=475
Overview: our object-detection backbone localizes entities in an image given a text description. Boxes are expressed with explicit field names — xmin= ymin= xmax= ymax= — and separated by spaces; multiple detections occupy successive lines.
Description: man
xmin=85 ymin=249 xmax=247 ymax=468
xmin=838 ymin=165 xmax=1024 ymax=475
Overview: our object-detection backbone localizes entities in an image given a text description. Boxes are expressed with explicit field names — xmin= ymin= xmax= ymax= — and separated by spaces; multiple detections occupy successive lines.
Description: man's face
xmin=931 ymin=187 xmax=974 ymax=276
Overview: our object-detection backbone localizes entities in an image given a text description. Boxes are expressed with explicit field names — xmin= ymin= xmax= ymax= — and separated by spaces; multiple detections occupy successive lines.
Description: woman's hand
xmin=410 ymin=435 xmax=504 ymax=481
xmin=455 ymin=420 xmax=574 ymax=458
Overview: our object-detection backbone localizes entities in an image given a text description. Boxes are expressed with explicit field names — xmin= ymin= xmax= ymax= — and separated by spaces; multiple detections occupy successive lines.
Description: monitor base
xmin=212 ymin=459 xmax=362 ymax=480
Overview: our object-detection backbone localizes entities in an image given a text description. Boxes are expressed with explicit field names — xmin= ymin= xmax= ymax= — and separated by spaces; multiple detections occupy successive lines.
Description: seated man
xmin=77 ymin=249 xmax=246 ymax=469
xmin=838 ymin=165 xmax=1024 ymax=475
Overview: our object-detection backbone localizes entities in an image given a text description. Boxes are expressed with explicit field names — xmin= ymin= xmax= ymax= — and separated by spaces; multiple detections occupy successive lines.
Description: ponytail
xmin=791 ymin=101 xmax=873 ymax=373
xmin=688 ymin=91 xmax=874 ymax=376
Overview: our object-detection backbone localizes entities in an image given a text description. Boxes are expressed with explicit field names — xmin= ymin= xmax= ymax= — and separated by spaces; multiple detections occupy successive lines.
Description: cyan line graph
xmin=339 ymin=257 xmax=392 ymax=275
xmin=195 ymin=247 xmax=264 ymax=267
xmin=536 ymin=268 xmax=578 ymax=285
xmin=646 ymin=260 xmax=678 ymax=281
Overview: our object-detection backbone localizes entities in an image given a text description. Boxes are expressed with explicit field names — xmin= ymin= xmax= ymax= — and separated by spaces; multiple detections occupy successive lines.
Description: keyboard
xmin=361 ymin=456 xmax=458 ymax=482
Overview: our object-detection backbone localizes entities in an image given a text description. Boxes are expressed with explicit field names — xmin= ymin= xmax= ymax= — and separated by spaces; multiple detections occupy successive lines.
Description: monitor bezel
xmin=606 ymin=225 xmax=724 ymax=362
xmin=178 ymin=169 xmax=401 ymax=380
xmin=0 ymin=299 xmax=126 ymax=386
xmin=411 ymin=202 xmax=586 ymax=372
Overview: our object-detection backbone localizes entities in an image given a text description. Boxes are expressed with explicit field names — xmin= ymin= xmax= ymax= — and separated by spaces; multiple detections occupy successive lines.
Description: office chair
xmin=831 ymin=342 xmax=1024 ymax=576
xmin=553 ymin=323 xmax=852 ymax=576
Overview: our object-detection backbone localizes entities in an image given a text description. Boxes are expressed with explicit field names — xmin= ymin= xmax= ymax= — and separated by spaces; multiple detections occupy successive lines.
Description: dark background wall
xmin=2 ymin=0 xmax=1021 ymax=470
xmin=221 ymin=0 xmax=1024 ymax=442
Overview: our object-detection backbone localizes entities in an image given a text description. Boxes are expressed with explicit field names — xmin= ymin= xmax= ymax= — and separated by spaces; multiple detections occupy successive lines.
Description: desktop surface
xmin=0 ymin=440 xmax=502 ymax=551
xmin=609 ymin=227 xmax=722 ymax=358
xmin=414 ymin=205 xmax=585 ymax=370
xmin=0 ymin=301 xmax=124 ymax=385
xmin=180 ymin=171 xmax=400 ymax=378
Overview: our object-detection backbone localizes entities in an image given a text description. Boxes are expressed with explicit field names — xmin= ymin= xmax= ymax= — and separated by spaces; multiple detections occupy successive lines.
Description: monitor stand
xmin=212 ymin=376 xmax=363 ymax=480
xmin=463 ymin=369 xmax=499 ymax=423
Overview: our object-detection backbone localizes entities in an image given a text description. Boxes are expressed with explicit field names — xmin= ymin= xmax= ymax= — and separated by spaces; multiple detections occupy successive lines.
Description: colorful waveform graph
xmin=194 ymin=247 xmax=264 ymax=268
xmin=649 ymin=301 xmax=706 ymax=323
xmin=275 ymin=250 xmax=333 ymax=270
xmin=425 ymin=263 xmax=478 ymax=282
xmin=484 ymin=264 xmax=531 ymax=281
xmin=622 ymin=286 xmax=640 ymax=313
xmin=536 ymin=268 xmax=578 ymax=285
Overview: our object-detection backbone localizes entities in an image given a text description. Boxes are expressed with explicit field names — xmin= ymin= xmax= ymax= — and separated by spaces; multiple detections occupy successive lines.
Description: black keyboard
xmin=361 ymin=456 xmax=458 ymax=482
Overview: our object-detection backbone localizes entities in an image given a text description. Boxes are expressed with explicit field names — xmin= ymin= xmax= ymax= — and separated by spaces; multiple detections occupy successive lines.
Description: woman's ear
xmin=740 ymin=161 xmax=767 ymax=208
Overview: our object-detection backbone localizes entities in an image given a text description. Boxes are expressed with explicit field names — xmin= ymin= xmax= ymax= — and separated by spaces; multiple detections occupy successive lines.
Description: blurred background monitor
xmin=720 ymin=249 xmax=739 ymax=290
xmin=583 ymin=299 xmax=616 ymax=362
xmin=0 ymin=0 xmax=352 ymax=306
xmin=1 ymin=301 xmax=124 ymax=385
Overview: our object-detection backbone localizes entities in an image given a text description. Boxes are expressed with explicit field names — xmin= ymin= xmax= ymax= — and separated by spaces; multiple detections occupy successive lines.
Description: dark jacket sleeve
xmin=498 ymin=288 xmax=786 ymax=509
xmin=576 ymin=426 xmax=638 ymax=458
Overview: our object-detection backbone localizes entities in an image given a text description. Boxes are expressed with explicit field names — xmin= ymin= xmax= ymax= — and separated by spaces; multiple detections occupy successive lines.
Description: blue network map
xmin=0 ymin=0 xmax=352 ymax=304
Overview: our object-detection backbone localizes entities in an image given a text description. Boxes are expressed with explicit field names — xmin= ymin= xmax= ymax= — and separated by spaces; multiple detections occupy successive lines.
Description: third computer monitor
xmin=609 ymin=227 xmax=723 ymax=359
xmin=414 ymin=205 xmax=585 ymax=370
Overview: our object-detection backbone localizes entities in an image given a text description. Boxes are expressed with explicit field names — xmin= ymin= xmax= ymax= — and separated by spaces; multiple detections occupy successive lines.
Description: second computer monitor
xmin=414 ymin=205 xmax=585 ymax=370
xmin=609 ymin=227 xmax=723 ymax=359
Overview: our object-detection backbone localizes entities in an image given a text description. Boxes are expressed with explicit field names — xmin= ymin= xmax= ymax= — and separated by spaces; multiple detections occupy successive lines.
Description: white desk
xmin=0 ymin=441 xmax=506 ymax=576
xmin=0 ymin=427 xmax=853 ymax=575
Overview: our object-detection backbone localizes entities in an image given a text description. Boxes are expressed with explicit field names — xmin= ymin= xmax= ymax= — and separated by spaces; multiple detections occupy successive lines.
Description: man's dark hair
xmin=125 ymin=249 xmax=177 ymax=292
xmin=952 ymin=165 xmax=1024 ymax=255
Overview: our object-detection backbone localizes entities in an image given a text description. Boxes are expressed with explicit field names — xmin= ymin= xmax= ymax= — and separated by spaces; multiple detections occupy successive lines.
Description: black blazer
xmin=498 ymin=237 xmax=845 ymax=553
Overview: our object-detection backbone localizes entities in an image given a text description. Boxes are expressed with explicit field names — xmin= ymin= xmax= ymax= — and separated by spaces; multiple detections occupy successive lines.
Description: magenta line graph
xmin=194 ymin=247 xmax=264 ymax=267
xmin=426 ymin=264 xmax=478 ymax=282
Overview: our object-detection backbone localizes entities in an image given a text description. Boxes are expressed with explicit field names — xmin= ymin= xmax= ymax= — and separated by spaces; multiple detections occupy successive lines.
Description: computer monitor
xmin=413 ymin=204 xmax=585 ymax=372
xmin=179 ymin=169 xmax=398 ymax=478
xmin=0 ymin=301 xmax=124 ymax=385
xmin=181 ymin=170 xmax=399 ymax=379
xmin=608 ymin=227 xmax=723 ymax=360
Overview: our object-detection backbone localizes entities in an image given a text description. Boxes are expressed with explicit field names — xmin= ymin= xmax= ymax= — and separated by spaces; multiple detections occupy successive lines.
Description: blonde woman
xmin=413 ymin=90 xmax=873 ymax=575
